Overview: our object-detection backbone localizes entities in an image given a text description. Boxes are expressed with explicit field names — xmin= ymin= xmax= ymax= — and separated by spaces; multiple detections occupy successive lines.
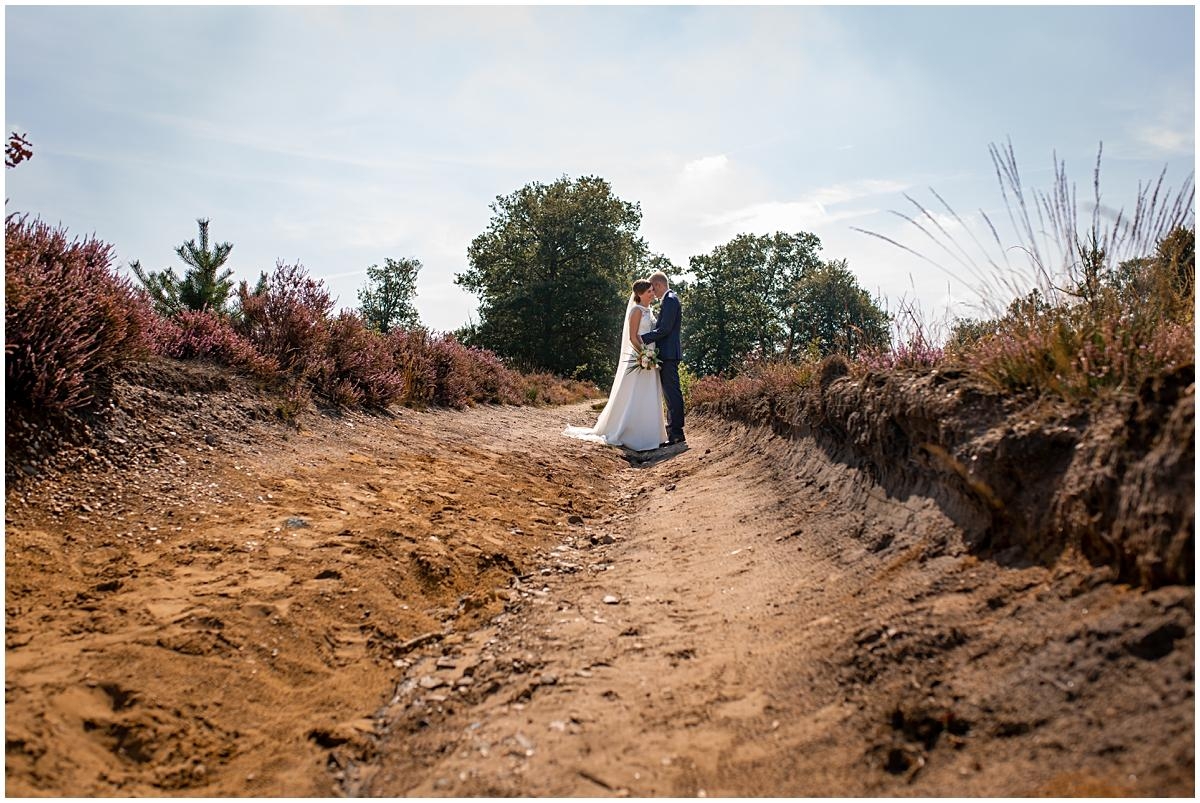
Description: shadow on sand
xmin=620 ymin=441 xmax=688 ymax=468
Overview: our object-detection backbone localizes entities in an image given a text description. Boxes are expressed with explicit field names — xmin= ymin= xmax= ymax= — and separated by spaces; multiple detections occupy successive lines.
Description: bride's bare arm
xmin=628 ymin=307 xmax=643 ymax=350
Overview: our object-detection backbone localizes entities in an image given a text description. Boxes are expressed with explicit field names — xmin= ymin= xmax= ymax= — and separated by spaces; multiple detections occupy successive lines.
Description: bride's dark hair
xmin=632 ymin=279 xmax=653 ymax=299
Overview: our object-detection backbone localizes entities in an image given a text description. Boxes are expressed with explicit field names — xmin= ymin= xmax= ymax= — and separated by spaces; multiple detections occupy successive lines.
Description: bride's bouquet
xmin=627 ymin=344 xmax=661 ymax=375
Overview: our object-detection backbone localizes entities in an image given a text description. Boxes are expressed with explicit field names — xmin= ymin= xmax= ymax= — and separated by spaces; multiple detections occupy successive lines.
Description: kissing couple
xmin=563 ymin=270 xmax=686 ymax=452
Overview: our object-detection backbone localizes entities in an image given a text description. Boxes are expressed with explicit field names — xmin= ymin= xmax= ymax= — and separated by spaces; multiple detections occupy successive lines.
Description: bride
xmin=563 ymin=279 xmax=667 ymax=452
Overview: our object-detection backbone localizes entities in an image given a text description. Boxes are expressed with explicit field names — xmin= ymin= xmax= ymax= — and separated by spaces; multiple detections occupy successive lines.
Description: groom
xmin=640 ymin=271 xmax=685 ymax=446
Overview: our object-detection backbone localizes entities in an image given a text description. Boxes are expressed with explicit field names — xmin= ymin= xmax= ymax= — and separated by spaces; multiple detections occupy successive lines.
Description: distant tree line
xmin=126 ymin=177 xmax=889 ymax=384
xmin=128 ymin=220 xmax=427 ymax=333
xmin=680 ymin=232 xmax=888 ymax=376
xmin=456 ymin=175 xmax=889 ymax=381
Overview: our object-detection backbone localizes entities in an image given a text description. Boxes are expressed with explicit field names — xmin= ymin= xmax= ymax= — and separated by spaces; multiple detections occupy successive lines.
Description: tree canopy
xmin=456 ymin=175 xmax=647 ymax=383
xmin=786 ymin=257 xmax=890 ymax=360
xmin=682 ymin=231 xmax=888 ymax=376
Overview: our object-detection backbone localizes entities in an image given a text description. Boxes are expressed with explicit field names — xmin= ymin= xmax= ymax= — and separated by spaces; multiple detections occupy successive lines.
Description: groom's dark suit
xmin=640 ymin=289 xmax=685 ymax=443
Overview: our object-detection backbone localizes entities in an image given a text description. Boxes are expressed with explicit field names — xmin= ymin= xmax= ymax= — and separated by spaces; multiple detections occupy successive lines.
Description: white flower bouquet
xmin=627 ymin=344 xmax=661 ymax=375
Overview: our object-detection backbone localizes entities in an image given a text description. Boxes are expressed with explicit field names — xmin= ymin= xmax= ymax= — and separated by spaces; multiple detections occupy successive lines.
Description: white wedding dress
xmin=564 ymin=301 xmax=667 ymax=452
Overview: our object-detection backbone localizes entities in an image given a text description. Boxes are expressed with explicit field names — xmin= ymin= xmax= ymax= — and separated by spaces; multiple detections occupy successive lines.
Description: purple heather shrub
xmin=149 ymin=309 xmax=278 ymax=378
xmin=235 ymin=261 xmax=334 ymax=380
xmin=461 ymin=345 xmax=525 ymax=405
xmin=426 ymin=334 xmax=479 ymax=409
xmin=388 ymin=327 xmax=441 ymax=407
xmin=320 ymin=311 xmax=404 ymax=409
xmin=5 ymin=214 xmax=152 ymax=414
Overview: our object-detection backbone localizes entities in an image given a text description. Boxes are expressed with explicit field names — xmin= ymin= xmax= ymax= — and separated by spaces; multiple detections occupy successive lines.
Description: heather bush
xmin=386 ymin=328 xmax=476 ymax=408
xmin=688 ymin=358 xmax=819 ymax=423
xmin=388 ymin=328 xmax=440 ymax=407
xmin=859 ymin=298 xmax=946 ymax=373
xmin=952 ymin=231 xmax=1195 ymax=398
xmin=387 ymin=325 xmax=597 ymax=409
xmin=854 ymin=142 xmax=1194 ymax=402
xmin=235 ymin=261 xmax=334 ymax=381
xmin=463 ymin=346 xmax=526 ymax=405
xmin=688 ymin=372 xmax=765 ymax=419
xmin=320 ymin=311 xmax=404 ymax=409
xmin=5 ymin=214 xmax=152 ymax=415
xmin=276 ymin=381 xmax=314 ymax=423
xmin=427 ymin=336 xmax=481 ymax=408
xmin=148 ymin=309 xmax=277 ymax=378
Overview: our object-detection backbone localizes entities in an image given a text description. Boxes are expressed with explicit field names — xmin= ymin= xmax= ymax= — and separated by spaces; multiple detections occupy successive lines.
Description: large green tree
xmin=682 ymin=232 xmax=887 ymax=376
xmin=358 ymin=257 xmax=422 ymax=333
xmin=682 ymin=231 xmax=822 ymax=375
xmin=131 ymin=218 xmax=235 ymax=316
xmin=786 ymin=258 xmax=889 ymax=359
xmin=456 ymin=175 xmax=647 ymax=383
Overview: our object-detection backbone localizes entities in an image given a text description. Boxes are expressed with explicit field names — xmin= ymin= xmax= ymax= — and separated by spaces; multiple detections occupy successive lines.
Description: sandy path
xmin=6 ymin=394 xmax=1192 ymax=796
xmin=362 ymin=418 xmax=846 ymax=796
xmin=5 ymin=401 xmax=625 ymax=796
xmin=354 ymin=407 xmax=1193 ymax=798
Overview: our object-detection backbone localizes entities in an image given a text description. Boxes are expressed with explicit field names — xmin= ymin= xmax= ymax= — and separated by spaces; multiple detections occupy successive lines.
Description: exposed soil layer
xmin=703 ymin=360 xmax=1194 ymax=588
xmin=4 ymin=359 xmax=1194 ymax=796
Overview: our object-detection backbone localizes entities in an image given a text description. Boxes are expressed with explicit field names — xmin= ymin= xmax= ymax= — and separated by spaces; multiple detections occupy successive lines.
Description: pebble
xmin=603 ymin=595 xmax=620 ymax=605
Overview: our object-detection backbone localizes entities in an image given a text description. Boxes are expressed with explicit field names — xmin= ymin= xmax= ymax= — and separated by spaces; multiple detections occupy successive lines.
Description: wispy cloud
xmin=133 ymin=110 xmax=464 ymax=173
xmin=804 ymin=179 xmax=911 ymax=207
xmin=703 ymin=178 xmax=910 ymax=234
xmin=682 ymin=155 xmax=730 ymax=179
xmin=1135 ymin=125 xmax=1194 ymax=155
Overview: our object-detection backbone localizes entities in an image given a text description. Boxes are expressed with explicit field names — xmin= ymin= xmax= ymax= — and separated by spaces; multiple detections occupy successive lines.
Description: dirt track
xmin=4 ymin=379 xmax=1194 ymax=796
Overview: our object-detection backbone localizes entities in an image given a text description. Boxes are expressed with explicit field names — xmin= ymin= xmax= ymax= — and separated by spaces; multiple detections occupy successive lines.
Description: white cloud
xmin=699 ymin=177 xmax=910 ymax=239
xmin=805 ymin=179 xmax=911 ymax=207
xmin=682 ymin=154 xmax=730 ymax=179
xmin=1136 ymin=125 xmax=1193 ymax=154
xmin=705 ymin=200 xmax=845 ymax=233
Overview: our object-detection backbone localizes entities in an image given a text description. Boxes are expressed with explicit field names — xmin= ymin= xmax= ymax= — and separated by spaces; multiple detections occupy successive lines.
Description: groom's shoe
xmin=665 ymin=435 xmax=687 ymax=446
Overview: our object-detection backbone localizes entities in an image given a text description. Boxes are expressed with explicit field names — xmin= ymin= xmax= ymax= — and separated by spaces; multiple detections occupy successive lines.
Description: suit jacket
xmin=640 ymin=290 xmax=682 ymax=361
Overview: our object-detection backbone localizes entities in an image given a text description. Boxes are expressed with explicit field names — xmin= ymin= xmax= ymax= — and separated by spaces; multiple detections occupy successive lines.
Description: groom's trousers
xmin=660 ymin=359 xmax=685 ymax=440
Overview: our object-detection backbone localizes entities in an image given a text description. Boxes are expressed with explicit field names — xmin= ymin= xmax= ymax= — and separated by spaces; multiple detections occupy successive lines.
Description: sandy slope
xmin=4 ymin=371 xmax=1194 ymax=796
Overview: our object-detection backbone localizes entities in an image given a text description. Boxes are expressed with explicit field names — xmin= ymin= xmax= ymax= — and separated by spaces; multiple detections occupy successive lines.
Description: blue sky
xmin=5 ymin=3 xmax=1195 ymax=335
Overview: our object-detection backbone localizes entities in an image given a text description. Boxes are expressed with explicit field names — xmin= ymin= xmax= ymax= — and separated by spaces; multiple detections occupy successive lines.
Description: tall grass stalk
xmin=856 ymin=140 xmax=1194 ymax=316
xmin=854 ymin=140 xmax=1194 ymax=399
